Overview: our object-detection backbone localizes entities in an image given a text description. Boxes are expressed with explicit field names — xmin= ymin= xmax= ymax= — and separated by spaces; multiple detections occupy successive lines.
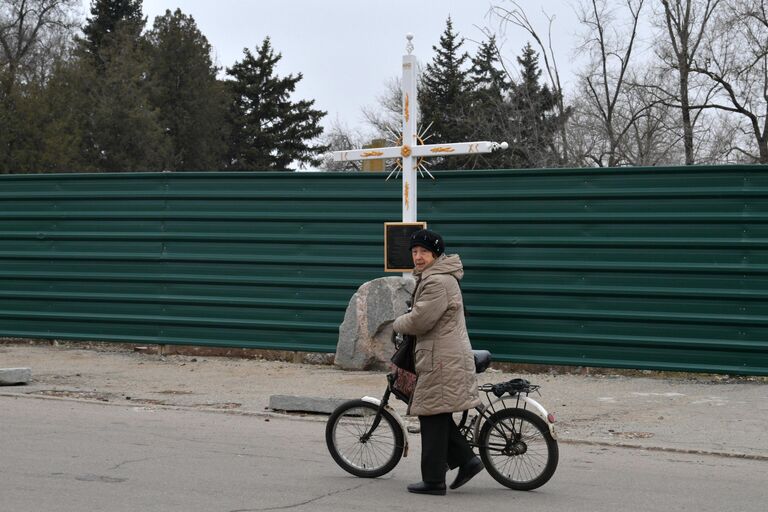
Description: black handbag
xmin=390 ymin=333 xmax=416 ymax=373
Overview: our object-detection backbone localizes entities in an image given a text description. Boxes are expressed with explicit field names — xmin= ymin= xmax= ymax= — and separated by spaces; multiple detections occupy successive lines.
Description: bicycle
xmin=325 ymin=348 xmax=559 ymax=491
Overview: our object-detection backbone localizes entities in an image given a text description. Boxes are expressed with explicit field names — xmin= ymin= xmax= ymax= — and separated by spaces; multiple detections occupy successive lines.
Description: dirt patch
xmin=608 ymin=430 xmax=655 ymax=439
xmin=1 ymin=338 xmax=335 ymax=365
xmin=32 ymin=390 xmax=117 ymax=402
xmin=6 ymin=337 xmax=765 ymax=382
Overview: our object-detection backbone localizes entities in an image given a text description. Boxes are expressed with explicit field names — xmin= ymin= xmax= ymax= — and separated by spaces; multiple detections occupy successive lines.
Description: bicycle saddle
xmin=473 ymin=350 xmax=492 ymax=374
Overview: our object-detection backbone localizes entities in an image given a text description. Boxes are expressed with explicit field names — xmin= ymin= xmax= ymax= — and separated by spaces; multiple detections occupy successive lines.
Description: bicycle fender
xmin=485 ymin=396 xmax=557 ymax=439
xmin=522 ymin=396 xmax=557 ymax=438
xmin=361 ymin=396 xmax=410 ymax=457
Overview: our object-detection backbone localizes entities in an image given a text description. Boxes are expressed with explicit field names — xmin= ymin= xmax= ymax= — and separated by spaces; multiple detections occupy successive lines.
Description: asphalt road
xmin=1 ymin=396 xmax=765 ymax=512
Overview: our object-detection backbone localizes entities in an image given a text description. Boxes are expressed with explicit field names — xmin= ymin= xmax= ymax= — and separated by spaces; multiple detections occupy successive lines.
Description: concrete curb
xmin=557 ymin=438 xmax=768 ymax=462
xmin=0 ymin=367 xmax=31 ymax=385
xmin=268 ymin=395 xmax=351 ymax=414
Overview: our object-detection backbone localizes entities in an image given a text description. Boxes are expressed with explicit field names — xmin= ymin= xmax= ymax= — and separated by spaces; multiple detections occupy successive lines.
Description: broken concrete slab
xmin=0 ymin=367 xmax=31 ymax=385
xmin=268 ymin=395 xmax=350 ymax=414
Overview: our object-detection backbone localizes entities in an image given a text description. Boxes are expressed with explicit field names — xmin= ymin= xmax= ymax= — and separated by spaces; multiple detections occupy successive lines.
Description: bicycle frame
xmin=361 ymin=389 xmax=412 ymax=457
xmin=358 ymin=375 xmax=556 ymax=460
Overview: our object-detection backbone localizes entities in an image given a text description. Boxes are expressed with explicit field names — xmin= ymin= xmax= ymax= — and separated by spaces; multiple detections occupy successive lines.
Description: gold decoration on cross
xmin=430 ymin=147 xmax=456 ymax=153
xmin=401 ymin=145 xmax=412 ymax=157
xmin=404 ymin=182 xmax=410 ymax=209
xmin=404 ymin=94 xmax=410 ymax=123
xmin=361 ymin=151 xmax=384 ymax=157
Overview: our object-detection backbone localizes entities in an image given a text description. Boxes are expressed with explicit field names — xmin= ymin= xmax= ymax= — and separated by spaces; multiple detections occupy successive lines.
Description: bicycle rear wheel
xmin=325 ymin=399 xmax=404 ymax=478
xmin=478 ymin=408 xmax=558 ymax=490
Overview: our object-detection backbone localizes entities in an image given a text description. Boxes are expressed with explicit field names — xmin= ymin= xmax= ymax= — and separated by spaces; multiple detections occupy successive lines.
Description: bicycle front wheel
xmin=478 ymin=408 xmax=558 ymax=490
xmin=325 ymin=399 xmax=404 ymax=478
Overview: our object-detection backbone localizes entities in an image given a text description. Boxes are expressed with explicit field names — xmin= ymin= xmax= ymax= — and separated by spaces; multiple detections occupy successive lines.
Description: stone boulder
xmin=335 ymin=276 xmax=414 ymax=370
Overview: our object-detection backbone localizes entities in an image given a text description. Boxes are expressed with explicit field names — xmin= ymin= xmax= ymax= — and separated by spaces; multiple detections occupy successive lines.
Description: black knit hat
xmin=409 ymin=229 xmax=445 ymax=257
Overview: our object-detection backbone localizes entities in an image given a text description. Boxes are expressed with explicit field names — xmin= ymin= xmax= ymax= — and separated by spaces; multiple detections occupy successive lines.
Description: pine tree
xmin=0 ymin=55 xmax=87 ymax=173
xmin=418 ymin=16 xmax=473 ymax=169
xmin=146 ymin=9 xmax=228 ymax=170
xmin=469 ymin=36 xmax=510 ymax=99
xmin=465 ymin=36 xmax=516 ymax=169
xmin=224 ymin=38 xmax=327 ymax=171
xmin=81 ymin=0 xmax=145 ymax=62
xmin=0 ymin=81 xmax=43 ymax=173
xmin=69 ymin=0 xmax=170 ymax=171
xmin=79 ymin=31 xmax=170 ymax=171
xmin=507 ymin=43 xmax=564 ymax=168
xmin=34 ymin=58 xmax=90 ymax=171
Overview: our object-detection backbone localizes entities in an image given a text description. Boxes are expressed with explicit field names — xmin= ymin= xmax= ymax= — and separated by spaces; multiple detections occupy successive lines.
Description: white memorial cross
xmin=333 ymin=34 xmax=508 ymax=224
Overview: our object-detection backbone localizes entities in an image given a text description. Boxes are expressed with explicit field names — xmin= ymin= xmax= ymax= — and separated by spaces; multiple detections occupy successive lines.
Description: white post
xmin=402 ymin=34 xmax=418 ymax=224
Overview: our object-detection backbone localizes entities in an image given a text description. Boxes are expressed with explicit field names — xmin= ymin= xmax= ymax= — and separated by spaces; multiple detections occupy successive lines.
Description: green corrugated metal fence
xmin=1 ymin=166 xmax=766 ymax=375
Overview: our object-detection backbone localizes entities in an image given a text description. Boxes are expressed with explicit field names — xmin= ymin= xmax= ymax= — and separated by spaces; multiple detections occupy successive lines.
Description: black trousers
xmin=418 ymin=413 xmax=476 ymax=484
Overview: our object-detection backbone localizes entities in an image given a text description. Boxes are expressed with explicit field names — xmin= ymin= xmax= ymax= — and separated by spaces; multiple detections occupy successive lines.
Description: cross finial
xmin=405 ymin=33 xmax=414 ymax=55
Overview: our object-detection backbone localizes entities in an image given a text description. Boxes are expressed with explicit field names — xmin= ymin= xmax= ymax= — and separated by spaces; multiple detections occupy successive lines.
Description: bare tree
xmin=696 ymin=110 xmax=751 ymax=162
xmin=569 ymin=79 xmax=681 ymax=167
xmin=621 ymin=68 xmax=687 ymax=165
xmin=688 ymin=0 xmax=768 ymax=162
xmin=360 ymin=76 xmax=405 ymax=142
xmin=657 ymin=0 xmax=723 ymax=164
xmin=579 ymin=0 xmax=657 ymax=167
xmin=566 ymin=96 xmax=607 ymax=166
xmin=319 ymin=117 xmax=366 ymax=171
xmin=0 ymin=0 xmax=79 ymax=96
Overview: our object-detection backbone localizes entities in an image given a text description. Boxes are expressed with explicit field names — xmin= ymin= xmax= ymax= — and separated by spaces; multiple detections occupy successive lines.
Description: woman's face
xmin=411 ymin=246 xmax=435 ymax=272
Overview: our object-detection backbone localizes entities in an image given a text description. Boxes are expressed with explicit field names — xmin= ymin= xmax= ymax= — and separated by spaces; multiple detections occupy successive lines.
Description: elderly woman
xmin=393 ymin=229 xmax=484 ymax=496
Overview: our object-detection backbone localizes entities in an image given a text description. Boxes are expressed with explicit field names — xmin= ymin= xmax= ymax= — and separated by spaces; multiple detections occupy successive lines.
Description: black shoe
xmin=407 ymin=481 xmax=447 ymax=496
xmin=449 ymin=457 xmax=484 ymax=490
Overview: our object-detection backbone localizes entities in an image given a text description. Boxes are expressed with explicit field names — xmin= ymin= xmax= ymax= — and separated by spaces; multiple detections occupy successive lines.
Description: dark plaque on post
xmin=384 ymin=222 xmax=427 ymax=272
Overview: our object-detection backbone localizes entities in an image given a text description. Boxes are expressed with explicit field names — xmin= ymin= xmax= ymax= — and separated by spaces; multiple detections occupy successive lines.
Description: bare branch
xmin=488 ymin=2 xmax=571 ymax=162
xmin=0 ymin=0 xmax=79 ymax=94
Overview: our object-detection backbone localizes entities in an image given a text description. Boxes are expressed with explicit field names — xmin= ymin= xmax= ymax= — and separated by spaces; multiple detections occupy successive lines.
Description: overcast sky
xmin=79 ymin=1 xmax=587 ymax=135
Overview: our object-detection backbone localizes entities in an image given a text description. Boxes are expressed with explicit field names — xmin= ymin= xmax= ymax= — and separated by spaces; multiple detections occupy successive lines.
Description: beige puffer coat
xmin=393 ymin=254 xmax=481 ymax=416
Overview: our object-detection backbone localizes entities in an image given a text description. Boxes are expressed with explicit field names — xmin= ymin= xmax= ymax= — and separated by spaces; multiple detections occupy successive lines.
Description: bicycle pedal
xmin=407 ymin=425 xmax=421 ymax=434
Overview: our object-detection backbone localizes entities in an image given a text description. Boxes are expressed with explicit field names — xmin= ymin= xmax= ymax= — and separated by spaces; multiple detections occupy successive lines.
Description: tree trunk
xmin=758 ymin=135 xmax=768 ymax=164
xmin=679 ymin=70 xmax=695 ymax=165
